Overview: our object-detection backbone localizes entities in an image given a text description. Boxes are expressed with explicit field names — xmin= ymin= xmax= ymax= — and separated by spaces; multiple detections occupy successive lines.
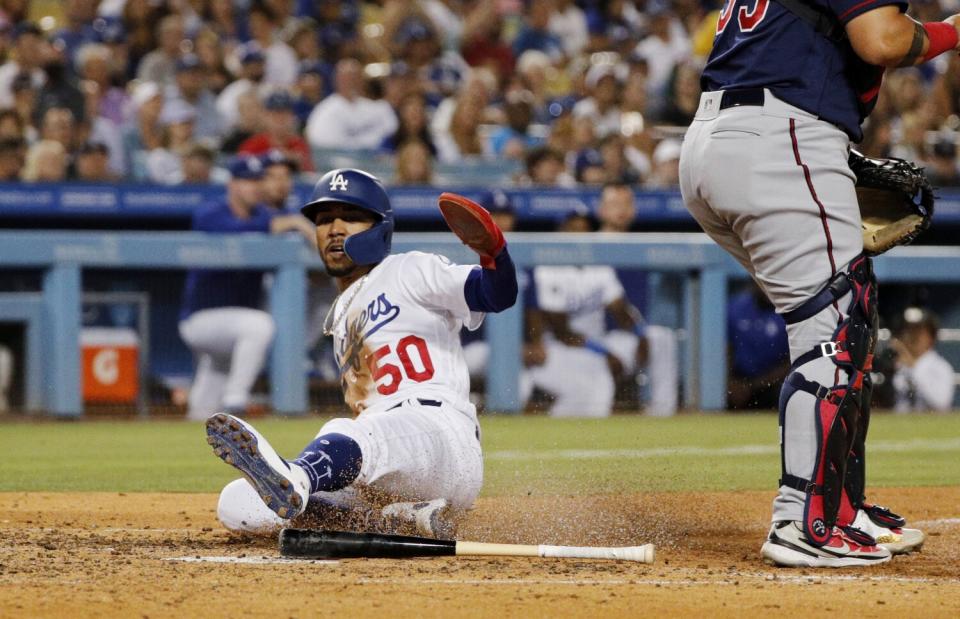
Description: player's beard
xmin=324 ymin=261 xmax=358 ymax=278
xmin=322 ymin=250 xmax=361 ymax=278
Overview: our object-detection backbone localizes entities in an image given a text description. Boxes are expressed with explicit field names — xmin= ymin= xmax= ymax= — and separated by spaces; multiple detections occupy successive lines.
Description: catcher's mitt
xmin=849 ymin=150 xmax=935 ymax=256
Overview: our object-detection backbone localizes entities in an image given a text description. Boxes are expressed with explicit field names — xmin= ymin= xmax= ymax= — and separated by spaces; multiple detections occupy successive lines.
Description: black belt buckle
xmin=719 ymin=88 xmax=765 ymax=111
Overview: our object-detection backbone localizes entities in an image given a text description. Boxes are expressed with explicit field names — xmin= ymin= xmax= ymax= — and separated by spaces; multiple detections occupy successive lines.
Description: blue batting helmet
xmin=301 ymin=168 xmax=394 ymax=265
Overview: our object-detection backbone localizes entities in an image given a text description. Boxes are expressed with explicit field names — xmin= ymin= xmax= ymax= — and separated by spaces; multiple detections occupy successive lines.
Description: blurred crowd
xmin=2 ymin=0 xmax=959 ymax=189
xmin=0 ymin=0 xmax=924 ymax=189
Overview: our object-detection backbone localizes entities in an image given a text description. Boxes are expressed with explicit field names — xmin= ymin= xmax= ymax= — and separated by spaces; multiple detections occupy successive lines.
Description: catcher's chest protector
xmin=778 ymin=255 xmax=878 ymax=546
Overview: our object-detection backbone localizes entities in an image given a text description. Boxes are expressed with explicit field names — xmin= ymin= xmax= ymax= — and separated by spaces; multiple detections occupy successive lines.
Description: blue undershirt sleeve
xmin=463 ymin=246 xmax=519 ymax=313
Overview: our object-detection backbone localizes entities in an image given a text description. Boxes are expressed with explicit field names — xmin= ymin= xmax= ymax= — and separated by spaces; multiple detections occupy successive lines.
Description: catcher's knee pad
xmin=779 ymin=255 xmax=879 ymax=546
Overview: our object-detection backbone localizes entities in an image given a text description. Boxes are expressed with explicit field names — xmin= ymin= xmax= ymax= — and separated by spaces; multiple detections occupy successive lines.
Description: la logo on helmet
xmin=330 ymin=173 xmax=349 ymax=191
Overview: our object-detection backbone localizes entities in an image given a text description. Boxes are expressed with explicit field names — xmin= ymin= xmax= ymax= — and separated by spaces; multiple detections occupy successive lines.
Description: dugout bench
xmin=3 ymin=230 xmax=956 ymax=417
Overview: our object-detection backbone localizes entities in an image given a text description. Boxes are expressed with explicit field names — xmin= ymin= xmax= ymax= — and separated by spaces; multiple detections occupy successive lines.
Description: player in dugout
xmin=206 ymin=168 xmax=518 ymax=539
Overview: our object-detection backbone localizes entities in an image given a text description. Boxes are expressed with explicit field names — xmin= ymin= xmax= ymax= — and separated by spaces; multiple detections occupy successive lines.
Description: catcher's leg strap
xmin=784 ymin=255 xmax=878 ymax=373
xmin=778 ymin=255 xmax=879 ymax=546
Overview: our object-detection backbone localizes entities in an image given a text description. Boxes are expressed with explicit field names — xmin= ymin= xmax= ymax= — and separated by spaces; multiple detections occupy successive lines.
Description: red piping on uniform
xmin=859 ymin=80 xmax=882 ymax=103
xmin=789 ymin=118 xmax=837 ymax=277
xmin=837 ymin=0 xmax=883 ymax=22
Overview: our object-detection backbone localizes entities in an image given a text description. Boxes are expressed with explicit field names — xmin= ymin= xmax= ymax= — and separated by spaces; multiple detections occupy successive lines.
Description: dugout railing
xmin=0 ymin=230 xmax=957 ymax=417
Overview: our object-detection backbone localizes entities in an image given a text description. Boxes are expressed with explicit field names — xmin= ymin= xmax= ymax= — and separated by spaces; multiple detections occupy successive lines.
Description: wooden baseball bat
xmin=279 ymin=529 xmax=655 ymax=563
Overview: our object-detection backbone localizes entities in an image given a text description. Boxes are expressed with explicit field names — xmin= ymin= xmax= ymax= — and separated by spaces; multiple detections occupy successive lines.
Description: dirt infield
xmin=1 ymin=488 xmax=958 ymax=618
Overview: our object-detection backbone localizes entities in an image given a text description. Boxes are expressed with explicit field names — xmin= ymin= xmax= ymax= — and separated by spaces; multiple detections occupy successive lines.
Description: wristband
xmin=922 ymin=22 xmax=959 ymax=62
xmin=584 ymin=338 xmax=611 ymax=357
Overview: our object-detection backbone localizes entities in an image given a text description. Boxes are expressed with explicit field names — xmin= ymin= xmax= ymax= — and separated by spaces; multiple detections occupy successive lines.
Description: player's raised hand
xmin=437 ymin=192 xmax=506 ymax=269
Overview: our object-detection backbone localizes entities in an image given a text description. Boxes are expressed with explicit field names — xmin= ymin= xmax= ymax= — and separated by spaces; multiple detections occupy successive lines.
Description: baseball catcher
xmin=679 ymin=0 xmax=951 ymax=567
xmin=207 ymin=169 xmax=517 ymax=539
xmin=851 ymin=150 xmax=935 ymax=256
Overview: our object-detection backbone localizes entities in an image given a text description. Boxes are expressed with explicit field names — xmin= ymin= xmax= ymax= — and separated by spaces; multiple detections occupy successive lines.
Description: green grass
xmin=1 ymin=413 xmax=958 ymax=495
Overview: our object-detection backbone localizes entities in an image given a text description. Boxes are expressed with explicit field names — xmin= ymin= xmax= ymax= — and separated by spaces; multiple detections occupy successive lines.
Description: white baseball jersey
xmin=329 ymin=251 xmax=483 ymax=414
xmin=532 ymin=265 xmax=624 ymax=340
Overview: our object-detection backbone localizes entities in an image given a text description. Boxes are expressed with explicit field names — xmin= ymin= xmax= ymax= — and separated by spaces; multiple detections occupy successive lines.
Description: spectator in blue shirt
xmin=488 ymin=90 xmax=543 ymax=160
xmin=177 ymin=155 xmax=315 ymax=420
xmin=727 ymin=284 xmax=790 ymax=410
xmin=512 ymin=2 xmax=565 ymax=63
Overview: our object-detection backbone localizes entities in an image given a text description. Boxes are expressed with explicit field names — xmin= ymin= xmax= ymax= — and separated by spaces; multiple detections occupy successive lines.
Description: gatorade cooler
xmin=81 ymin=327 xmax=140 ymax=404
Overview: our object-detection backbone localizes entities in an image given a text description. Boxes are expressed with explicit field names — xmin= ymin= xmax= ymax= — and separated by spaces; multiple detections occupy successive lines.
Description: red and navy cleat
xmin=761 ymin=521 xmax=891 ymax=567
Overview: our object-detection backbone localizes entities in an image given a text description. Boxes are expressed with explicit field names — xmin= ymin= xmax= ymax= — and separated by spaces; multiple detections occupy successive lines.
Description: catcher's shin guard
xmin=778 ymin=255 xmax=879 ymax=546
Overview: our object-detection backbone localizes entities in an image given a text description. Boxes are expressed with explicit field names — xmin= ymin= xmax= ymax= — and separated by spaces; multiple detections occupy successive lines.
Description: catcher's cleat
xmin=761 ymin=521 xmax=891 ymax=568
xmin=206 ymin=413 xmax=311 ymax=519
xmin=381 ymin=498 xmax=455 ymax=540
xmin=851 ymin=509 xmax=925 ymax=555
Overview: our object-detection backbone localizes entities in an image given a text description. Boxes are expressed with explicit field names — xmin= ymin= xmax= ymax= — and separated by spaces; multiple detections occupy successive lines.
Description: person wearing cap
xmin=238 ymin=90 xmax=313 ymax=172
xmin=259 ymin=148 xmax=298 ymax=211
xmin=924 ymin=132 xmax=960 ymax=187
xmin=145 ymin=98 xmax=197 ymax=184
xmin=572 ymin=62 xmax=624 ymax=138
xmin=645 ymin=138 xmax=682 ymax=188
xmin=890 ymin=307 xmax=955 ymax=413
xmin=304 ymin=58 xmax=397 ymax=151
xmin=392 ymin=16 xmax=467 ymax=105
xmin=247 ymin=1 xmax=298 ymax=88
xmin=178 ymin=154 xmax=315 ymax=421
xmin=166 ymin=53 xmax=223 ymax=143
xmin=292 ymin=60 xmax=328 ymax=127
xmin=121 ymin=81 xmax=164 ymax=177
xmin=216 ymin=42 xmax=268 ymax=130
xmin=0 ymin=22 xmax=49 ymax=109
xmin=574 ymin=147 xmax=606 ymax=184
xmin=136 ymin=15 xmax=186 ymax=86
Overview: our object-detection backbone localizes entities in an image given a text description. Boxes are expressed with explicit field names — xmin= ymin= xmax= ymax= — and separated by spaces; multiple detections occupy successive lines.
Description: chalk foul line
xmin=486 ymin=437 xmax=960 ymax=461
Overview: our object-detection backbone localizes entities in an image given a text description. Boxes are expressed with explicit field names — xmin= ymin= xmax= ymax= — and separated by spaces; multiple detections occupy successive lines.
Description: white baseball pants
xmin=217 ymin=397 xmax=483 ymax=534
xmin=178 ymin=307 xmax=276 ymax=420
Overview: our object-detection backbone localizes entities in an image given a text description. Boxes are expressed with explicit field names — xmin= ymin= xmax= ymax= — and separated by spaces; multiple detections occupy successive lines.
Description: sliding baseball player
xmin=206 ymin=169 xmax=517 ymax=538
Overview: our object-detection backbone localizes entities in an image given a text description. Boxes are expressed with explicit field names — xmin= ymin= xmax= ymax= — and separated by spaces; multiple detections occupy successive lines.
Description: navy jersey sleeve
xmin=828 ymin=0 xmax=907 ymax=24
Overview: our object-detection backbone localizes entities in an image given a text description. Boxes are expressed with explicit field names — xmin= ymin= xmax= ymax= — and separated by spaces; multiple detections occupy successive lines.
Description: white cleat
xmin=761 ymin=521 xmax=891 ymax=568
xmin=206 ymin=413 xmax=311 ymax=520
xmin=851 ymin=509 xmax=925 ymax=555
xmin=381 ymin=498 xmax=455 ymax=540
